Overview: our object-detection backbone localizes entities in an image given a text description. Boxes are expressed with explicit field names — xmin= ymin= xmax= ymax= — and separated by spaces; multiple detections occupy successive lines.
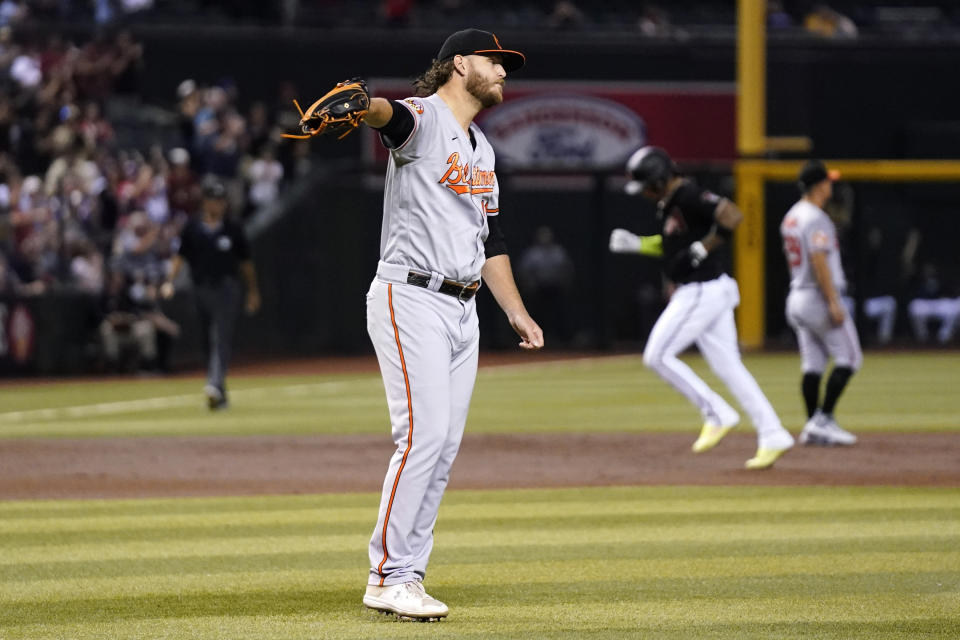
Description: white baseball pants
xmin=643 ymin=274 xmax=787 ymax=448
xmin=907 ymin=297 xmax=960 ymax=344
xmin=365 ymin=274 xmax=479 ymax=586
xmin=863 ymin=295 xmax=897 ymax=344
xmin=786 ymin=288 xmax=863 ymax=372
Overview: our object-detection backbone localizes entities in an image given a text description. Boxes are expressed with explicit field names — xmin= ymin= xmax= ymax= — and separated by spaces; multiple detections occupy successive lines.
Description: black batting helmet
xmin=624 ymin=146 xmax=675 ymax=196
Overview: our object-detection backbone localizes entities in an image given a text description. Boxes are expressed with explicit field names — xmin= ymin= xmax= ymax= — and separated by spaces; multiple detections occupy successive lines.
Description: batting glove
xmin=666 ymin=240 xmax=708 ymax=280
xmin=688 ymin=240 xmax=708 ymax=267
xmin=609 ymin=229 xmax=664 ymax=257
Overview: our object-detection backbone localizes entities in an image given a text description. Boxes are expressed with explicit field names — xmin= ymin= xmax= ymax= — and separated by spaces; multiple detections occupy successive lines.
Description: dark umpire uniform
xmin=162 ymin=177 xmax=261 ymax=409
xmin=609 ymin=146 xmax=794 ymax=469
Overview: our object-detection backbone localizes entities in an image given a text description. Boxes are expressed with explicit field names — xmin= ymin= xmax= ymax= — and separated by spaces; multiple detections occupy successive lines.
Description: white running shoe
xmin=363 ymin=581 xmax=449 ymax=620
xmin=799 ymin=412 xmax=857 ymax=446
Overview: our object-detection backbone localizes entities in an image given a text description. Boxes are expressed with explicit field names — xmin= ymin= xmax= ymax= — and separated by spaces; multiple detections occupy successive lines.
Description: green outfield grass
xmin=0 ymin=352 xmax=957 ymax=439
xmin=1 ymin=486 xmax=958 ymax=639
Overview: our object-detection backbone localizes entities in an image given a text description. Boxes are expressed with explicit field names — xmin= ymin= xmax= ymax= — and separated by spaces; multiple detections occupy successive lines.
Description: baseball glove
xmin=281 ymin=78 xmax=370 ymax=140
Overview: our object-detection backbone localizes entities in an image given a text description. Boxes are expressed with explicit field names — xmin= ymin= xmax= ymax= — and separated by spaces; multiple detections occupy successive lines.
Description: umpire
xmin=161 ymin=176 xmax=261 ymax=409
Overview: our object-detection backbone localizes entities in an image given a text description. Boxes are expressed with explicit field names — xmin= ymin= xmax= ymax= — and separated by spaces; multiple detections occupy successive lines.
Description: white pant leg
xmin=99 ymin=320 xmax=121 ymax=361
xmin=794 ymin=325 xmax=828 ymax=374
xmin=132 ymin=319 xmax=157 ymax=361
xmin=410 ymin=300 xmax=479 ymax=577
xmin=823 ymin=313 xmax=863 ymax=370
xmin=696 ymin=288 xmax=786 ymax=446
xmin=908 ymin=298 xmax=939 ymax=341
xmin=863 ymin=296 xmax=896 ymax=344
xmin=787 ymin=289 xmax=832 ymax=374
xmin=642 ymin=278 xmax=738 ymax=425
xmin=937 ymin=298 xmax=960 ymax=343
xmin=366 ymin=280 xmax=460 ymax=586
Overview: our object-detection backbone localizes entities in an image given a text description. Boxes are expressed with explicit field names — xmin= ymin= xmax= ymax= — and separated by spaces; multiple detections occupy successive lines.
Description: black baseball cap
xmin=437 ymin=29 xmax=525 ymax=72
xmin=201 ymin=176 xmax=227 ymax=199
xmin=798 ymin=160 xmax=841 ymax=192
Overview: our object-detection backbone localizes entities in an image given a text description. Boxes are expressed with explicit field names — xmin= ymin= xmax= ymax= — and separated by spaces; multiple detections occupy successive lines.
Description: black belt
xmin=406 ymin=271 xmax=480 ymax=301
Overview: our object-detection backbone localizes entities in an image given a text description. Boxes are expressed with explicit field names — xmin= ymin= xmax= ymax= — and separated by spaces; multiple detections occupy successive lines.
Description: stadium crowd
xmin=1 ymin=3 xmax=958 ymax=370
xmin=0 ymin=24 xmax=292 ymax=370
xmin=2 ymin=1 xmax=960 ymax=40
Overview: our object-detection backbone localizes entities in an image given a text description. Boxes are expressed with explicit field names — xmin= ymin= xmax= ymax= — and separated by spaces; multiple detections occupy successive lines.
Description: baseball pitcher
xmin=781 ymin=160 xmax=861 ymax=445
xmin=609 ymin=146 xmax=794 ymax=470
xmin=284 ymin=29 xmax=543 ymax=619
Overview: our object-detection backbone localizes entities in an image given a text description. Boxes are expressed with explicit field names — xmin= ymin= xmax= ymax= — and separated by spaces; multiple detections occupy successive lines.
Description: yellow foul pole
xmin=735 ymin=0 xmax=767 ymax=348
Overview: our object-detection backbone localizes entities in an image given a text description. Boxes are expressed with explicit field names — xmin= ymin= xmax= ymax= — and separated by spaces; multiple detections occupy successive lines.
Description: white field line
xmin=0 ymin=357 xmax=630 ymax=425
xmin=0 ymin=382 xmax=354 ymax=424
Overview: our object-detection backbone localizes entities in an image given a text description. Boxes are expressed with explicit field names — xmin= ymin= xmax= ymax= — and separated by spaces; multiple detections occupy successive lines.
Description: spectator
xmin=380 ymin=0 xmax=414 ymax=27
xmin=166 ymin=147 xmax=200 ymax=218
xmin=110 ymin=29 xmax=144 ymax=95
xmin=0 ymin=0 xmax=26 ymax=27
xmin=548 ymin=1 xmax=586 ymax=30
xmin=804 ymin=4 xmax=858 ymax=39
xmin=176 ymin=78 xmax=200 ymax=152
xmin=245 ymin=144 xmax=283 ymax=216
xmin=205 ymin=110 xmax=246 ymax=213
xmin=99 ymin=264 xmax=177 ymax=372
xmin=78 ymin=101 xmax=114 ymax=150
xmin=102 ymin=210 xmax=178 ymax=371
xmin=638 ymin=4 xmax=674 ymax=38
xmin=246 ymin=100 xmax=274 ymax=157
xmin=517 ymin=226 xmax=575 ymax=343
xmin=859 ymin=225 xmax=914 ymax=345
xmin=0 ymin=249 xmax=43 ymax=295
xmin=907 ymin=263 xmax=960 ymax=345
xmin=10 ymin=42 xmax=41 ymax=90
xmin=0 ymin=27 xmax=285 ymax=341
xmin=120 ymin=0 xmax=154 ymax=16
xmin=0 ymin=25 xmax=17 ymax=75
xmin=67 ymin=235 xmax=104 ymax=294
xmin=767 ymin=0 xmax=793 ymax=30
xmin=74 ymin=32 xmax=116 ymax=101
xmin=193 ymin=85 xmax=228 ymax=155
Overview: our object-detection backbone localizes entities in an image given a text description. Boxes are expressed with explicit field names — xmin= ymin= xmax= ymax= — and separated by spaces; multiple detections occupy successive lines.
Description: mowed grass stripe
xmin=3 ymin=488 xmax=956 ymax=527
xmin=4 ymin=506 xmax=960 ymax=548
xmin=3 ymin=485 xmax=957 ymax=519
xmin=5 ymin=518 xmax=960 ymax=566
xmin=1 ymin=578 xmax=957 ymax=628
xmin=4 ymin=614 xmax=958 ymax=640
xmin=0 ymin=487 xmax=957 ymax=639
xmin=4 ymin=601 xmax=958 ymax=640
xmin=1 ymin=352 xmax=958 ymax=438
xmin=3 ymin=551 xmax=958 ymax=603
xmin=4 ymin=535 xmax=959 ymax=583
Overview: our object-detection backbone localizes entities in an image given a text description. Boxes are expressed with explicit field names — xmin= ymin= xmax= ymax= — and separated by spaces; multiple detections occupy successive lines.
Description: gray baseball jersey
xmin=780 ymin=200 xmax=846 ymax=293
xmin=379 ymin=94 xmax=498 ymax=283
xmin=367 ymin=93 xmax=499 ymax=588
xmin=781 ymin=199 xmax=862 ymax=373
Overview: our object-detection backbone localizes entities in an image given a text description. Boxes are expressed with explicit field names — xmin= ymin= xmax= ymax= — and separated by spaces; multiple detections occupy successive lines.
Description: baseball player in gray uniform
xmin=610 ymin=146 xmax=795 ymax=470
xmin=353 ymin=29 xmax=543 ymax=620
xmin=780 ymin=160 xmax=861 ymax=446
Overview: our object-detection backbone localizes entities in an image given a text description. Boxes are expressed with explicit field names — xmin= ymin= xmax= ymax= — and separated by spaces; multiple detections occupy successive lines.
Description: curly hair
xmin=413 ymin=58 xmax=456 ymax=97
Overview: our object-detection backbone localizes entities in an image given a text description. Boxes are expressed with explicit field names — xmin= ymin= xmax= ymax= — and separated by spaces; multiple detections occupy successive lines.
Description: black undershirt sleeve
xmin=376 ymin=101 xmax=416 ymax=149
xmin=484 ymin=215 xmax=508 ymax=258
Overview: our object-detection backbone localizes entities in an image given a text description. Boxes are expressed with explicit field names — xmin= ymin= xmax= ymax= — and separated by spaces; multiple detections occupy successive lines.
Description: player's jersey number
xmin=783 ymin=235 xmax=803 ymax=268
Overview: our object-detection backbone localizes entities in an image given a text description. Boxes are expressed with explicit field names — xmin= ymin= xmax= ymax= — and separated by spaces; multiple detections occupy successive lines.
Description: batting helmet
xmin=624 ymin=146 xmax=675 ymax=196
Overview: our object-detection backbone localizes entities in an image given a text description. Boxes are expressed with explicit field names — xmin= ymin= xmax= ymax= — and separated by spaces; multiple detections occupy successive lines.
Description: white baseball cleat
xmin=799 ymin=412 xmax=857 ymax=446
xmin=363 ymin=581 xmax=449 ymax=620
